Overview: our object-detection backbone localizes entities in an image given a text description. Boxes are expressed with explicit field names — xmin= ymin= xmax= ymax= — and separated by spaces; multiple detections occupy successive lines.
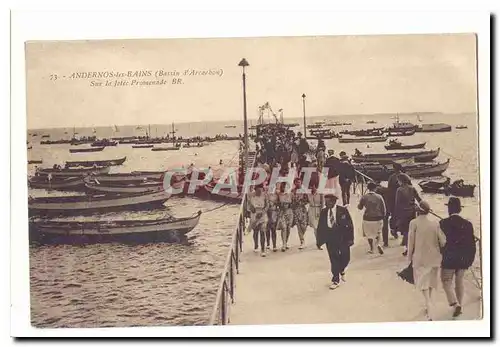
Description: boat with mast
xmin=151 ymin=122 xmax=181 ymax=151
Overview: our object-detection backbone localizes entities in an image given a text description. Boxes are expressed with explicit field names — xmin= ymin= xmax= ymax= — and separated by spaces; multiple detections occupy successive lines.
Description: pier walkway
xmin=228 ymin=192 xmax=482 ymax=326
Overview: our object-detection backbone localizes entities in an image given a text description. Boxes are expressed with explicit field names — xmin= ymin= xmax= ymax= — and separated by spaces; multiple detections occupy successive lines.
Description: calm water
xmin=28 ymin=113 xmax=482 ymax=327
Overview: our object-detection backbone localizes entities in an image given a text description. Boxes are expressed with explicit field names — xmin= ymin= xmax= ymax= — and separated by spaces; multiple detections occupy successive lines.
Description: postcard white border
xmin=9 ymin=4 xmax=491 ymax=339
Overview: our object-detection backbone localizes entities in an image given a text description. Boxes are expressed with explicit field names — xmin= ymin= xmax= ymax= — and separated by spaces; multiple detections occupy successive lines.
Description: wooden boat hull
xmin=204 ymin=182 xmax=243 ymax=202
xmin=37 ymin=166 xmax=111 ymax=177
xmin=151 ymin=147 xmax=180 ymax=151
xmin=352 ymin=148 xmax=440 ymax=163
xmin=29 ymin=177 xmax=85 ymax=190
xmin=354 ymin=159 xmax=450 ymax=181
xmin=91 ymin=171 xmax=165 ymax=183
xmin=28 ymin=191 xmax=171 ymax=216
xmin=338 ymin=136 xmax=387 ymax=143
xmin=28 ymin=160 xmax=43 ymax=164
xmin=384 ymin=142 xmax=426 ymax=150
xmin=419 ymin=185 xmax=475 ymax=197
xmin=69 ymin=147 xmax=105 ymax=153
xmin=84 ymin=178 xmax=185 ymax=194
xmin=29 ymin=212 xmax=201 ymax=244
xmin=65 ymin=156 xmax=126 ymax=168
xmin=132 ymin=144 xmax=154 ymax=148
xmin=387 ymin=129 xmax=416 ymax=136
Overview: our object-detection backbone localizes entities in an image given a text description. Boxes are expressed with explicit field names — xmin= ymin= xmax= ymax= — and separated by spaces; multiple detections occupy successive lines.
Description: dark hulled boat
xmin=29 ymin=211 xmax=202 ymax=244
xmin=91 ymin=139 xmax=118 ymax=147
xmin=132 ymin=144 xmax=154 ymax=148
xmin=338 ymin=135 xmax=387 ymax=143
xmin=418 ymin=177 xmax=476 ymax=197
xmin=28 ymin=160 xmax=43 ymax=164
xmin=65 ymin=156 xmax=126 ymax=168
xmin=28 ymin=190 xmax=171 ymax=216
xmin=69 ymin=147 xmax=105 ymax=153
xmin=384 ymin=140 xmax=426 ymax=150
xmin=37 ymin=166 xmax=110 ymax=177
xmin=28 ymin=176 xmax=85 ymax=190
xmin=353 ymin=159 xmax=450 ymax=181
xmin=351 ymin=148 xmax=440 ymax=163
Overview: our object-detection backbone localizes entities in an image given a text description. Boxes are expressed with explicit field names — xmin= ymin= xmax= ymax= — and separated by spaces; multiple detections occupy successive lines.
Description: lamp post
xmin=302 ymin=93 xmax=307 ymax=136
xmin=238 ymin=58 xmax=250 ymax=172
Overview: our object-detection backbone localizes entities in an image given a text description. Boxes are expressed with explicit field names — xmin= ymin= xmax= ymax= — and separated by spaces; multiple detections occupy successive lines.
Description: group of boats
xmin=27 ymin=156 xmax=209 ymax=245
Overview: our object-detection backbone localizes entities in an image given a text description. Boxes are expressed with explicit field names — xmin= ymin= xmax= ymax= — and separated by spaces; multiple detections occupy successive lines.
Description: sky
xmin=25 ymin=34 xmax=477 ymax=129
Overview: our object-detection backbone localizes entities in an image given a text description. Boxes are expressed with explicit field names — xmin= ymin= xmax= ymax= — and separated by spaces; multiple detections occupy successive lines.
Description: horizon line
xmin=27 ymin=110 xmax=476 ymax=131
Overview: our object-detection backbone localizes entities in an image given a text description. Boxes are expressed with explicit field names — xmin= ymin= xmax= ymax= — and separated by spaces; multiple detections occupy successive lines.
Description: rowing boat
xmin=69 ymin=147 xmax=105 ymax=153
xmin=28 ymin=190 xmax=171 ymax=216
xmin=37 ymin=166 xmax=111 ymax=177
xmin=29 ymin=211 xmax=202 ymax=244
xmin=354 ymin=159 xmax=450 ymax=181
xmin=132 ymin=144 xmax=154 ymax=148
xmin=90 ymin=171 xmax=165 ymax=183
xmin=352 ymin=148 xmax=440 ymax=163
xmin=65 ymin=156 xmax=126 ymax=168
xmin=28 ymin=176 xmax=85 ymax=190
xmin=384 ymin=141 xmax=426 ymax=150
xmin=338 ymin=135 xmax=387 ymax=143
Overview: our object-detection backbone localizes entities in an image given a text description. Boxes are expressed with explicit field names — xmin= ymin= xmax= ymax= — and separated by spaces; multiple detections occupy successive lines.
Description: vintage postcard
xmin=24 ymin=33 xmax=483 ymax=330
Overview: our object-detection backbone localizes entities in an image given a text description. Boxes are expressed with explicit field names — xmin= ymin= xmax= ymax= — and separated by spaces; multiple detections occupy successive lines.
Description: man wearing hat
xmin=316 ymin=194 xmax=354 ymax=290
xmin=440 ymin=197 xmax=477 ymax=318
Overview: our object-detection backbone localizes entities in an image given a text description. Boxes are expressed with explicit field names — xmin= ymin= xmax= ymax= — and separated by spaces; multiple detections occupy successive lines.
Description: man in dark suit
xmin=440 ymin=197 xmax=477 ymax=318
xmin=316 ymin=194 xmax=354 ymax=289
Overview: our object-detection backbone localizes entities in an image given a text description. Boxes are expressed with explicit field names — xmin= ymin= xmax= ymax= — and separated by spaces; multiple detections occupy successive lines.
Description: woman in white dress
xmin=407 ymin=200 xmax=447 ymax=320
xmin=248 ymin=184 xmax=269 ymax=257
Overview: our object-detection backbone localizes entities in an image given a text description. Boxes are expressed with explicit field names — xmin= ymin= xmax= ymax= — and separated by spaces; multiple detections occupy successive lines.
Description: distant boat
xmin=456 ymin=125 xmax=468 ymax=129
xmin=132 ymin=144 xmax=154 ymax=149
xmin=91 ymin=139 xmax=117 ymax=147
xmin=338 ymin=135 xmax=387 ymax=143
xmin=65 ymin=156 xmax=126 ymax=168
xmin=224 ymin=125 xmax=237 ymax=128
xmin=416 ymin=123 xmax=452 ymax=133
xmin=151 ymin=146 xmax=180 ymax=151
xmin=366 ymin=120 xmax=377 ymax=124
xmin=385 ymin=140 xmax=426 ymax=150
xmin=42 ymin=134 xmax=50 ymax=138
xmin=28 ymin=159 xmax=42 ymax=164
xmin=69 ymin=146 xmax=105 ymax=153
xmin=387 ymin=128 xmax=416 ymax=137
xmin=351 ymin=148 xmax=440 ymax=163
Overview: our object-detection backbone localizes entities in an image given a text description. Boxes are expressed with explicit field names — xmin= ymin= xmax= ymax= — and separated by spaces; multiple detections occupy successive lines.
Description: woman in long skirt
xmin=307 ymin=185 xmax=324 ymax=249
xmin=277 ymin=182 xmax=294 ymax=252
xmin=266 ymin=187 xmax=279 ymax=252
xmin=248 ymin=184 xmax=269 ymax=257
xmin=292 ymin=185 xmax=309 ymax=250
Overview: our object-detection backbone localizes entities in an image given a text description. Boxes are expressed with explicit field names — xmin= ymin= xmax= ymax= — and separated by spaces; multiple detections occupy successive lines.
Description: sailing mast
xmin=170 ymin=122 xmax=176 ymax=148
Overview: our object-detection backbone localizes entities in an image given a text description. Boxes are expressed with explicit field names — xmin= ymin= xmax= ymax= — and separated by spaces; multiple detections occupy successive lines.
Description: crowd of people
xmin=242 ymin=123 xmax=477 ymax=321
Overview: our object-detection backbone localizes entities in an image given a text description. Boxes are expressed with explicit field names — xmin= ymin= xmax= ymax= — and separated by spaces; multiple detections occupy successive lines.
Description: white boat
xmin=416 ymin=123 xmax=452 ymax=132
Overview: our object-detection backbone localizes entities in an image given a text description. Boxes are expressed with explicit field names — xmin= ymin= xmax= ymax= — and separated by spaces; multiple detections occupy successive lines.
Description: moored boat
xmin=91 ymin=171 xmax=164 ymax=183
xmin=418 ymin=177 xmax=475 ymax=197
xmin=37 ymin=166 xmax=110 ymax=177
xmin=132 ymin=144 xmax=154 ymax=148
xmin=416 ymin=123 xmax=452 ymax=132
xmin=28 ymin=176 xmax=85 ymax=190
xmin=65 ymin=156 xmax=126 ymax=168
xmin=351 ymin=148 xmax=440 ymax=163
xmin=91 ymin=139 xmax=118 ymax=147
xmin=456 ymin=125 xmax=468 ymax=129
xmin=387 ymin=128 xmax=416 ymax=137
xmin=204 ymin=181 xmax=243 ymax=202
xmin=69 ymin=146 xmax=105 ymax=153
xmin=28 ymin=190 xmax=171 ymax=216
xmin=353 ymin=159 xmax=450 ymax=181
xmin=29 ymin=211 xmax=202 ymax=244
xmin=338 ymin=135 xmax=387 ymax=143
xmin=151 ymin=146 xmax=180 ymax=151
xmin=384 ymin=140 xmax=426 ymax=150
xmin=28 ymin=159 xmax=43 ymax=164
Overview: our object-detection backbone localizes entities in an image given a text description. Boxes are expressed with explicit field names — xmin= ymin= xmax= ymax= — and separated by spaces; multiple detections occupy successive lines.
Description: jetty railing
xmin=209 ymin=151 xmax=256 ymax=325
